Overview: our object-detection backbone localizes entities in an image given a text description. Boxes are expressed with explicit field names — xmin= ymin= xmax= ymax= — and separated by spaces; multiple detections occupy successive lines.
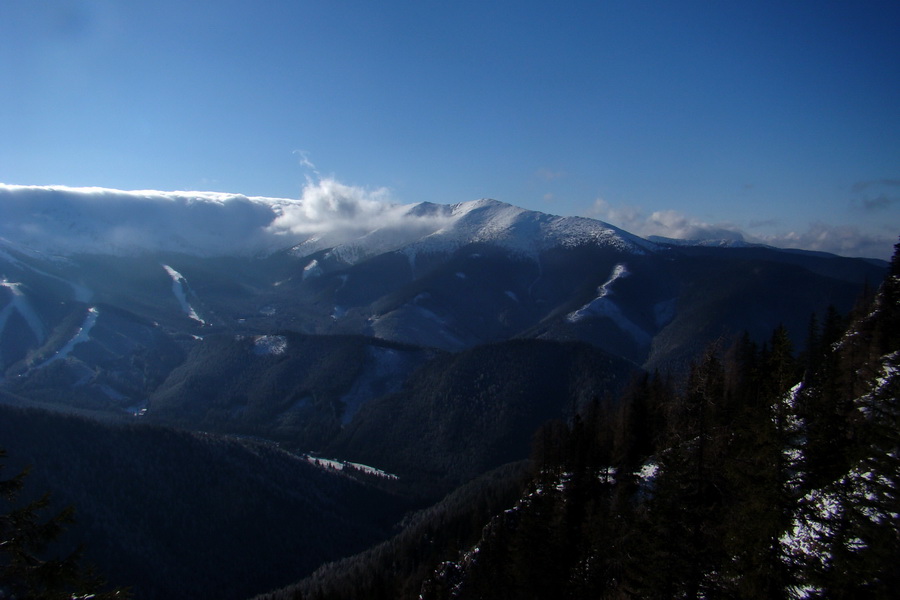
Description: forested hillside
xmin=147 ymin=332 xmax=440 ymax=448
xmin=418 ymin=244 xmax=900 ymax=599
xmin=256 ymin=462 xmax=531 ymax=600
xmin=0 ymin=409 xmax=413 ymax=600
xmin=265 ymin=243 xmax=899 ymax=600
xmin=328 ymin=339 xmax=633 ymax=491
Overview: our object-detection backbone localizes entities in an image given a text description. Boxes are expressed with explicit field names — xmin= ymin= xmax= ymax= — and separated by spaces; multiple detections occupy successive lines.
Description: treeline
xmin=419 ymin=243 xmax=900 ymax=599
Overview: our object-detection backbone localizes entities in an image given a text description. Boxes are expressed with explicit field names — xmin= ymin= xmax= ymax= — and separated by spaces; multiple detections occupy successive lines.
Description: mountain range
xmin=1 ymin=187 xmax=884 ymax=385
xmin=0 ymin=184 xmax=891 ymax=598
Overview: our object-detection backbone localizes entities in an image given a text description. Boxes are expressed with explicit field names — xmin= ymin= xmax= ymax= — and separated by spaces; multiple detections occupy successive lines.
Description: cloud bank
xmin=590 ymin=198 xmax=894 ymax=260
xmin=590 ymin=199 xmax=746 ymax=243
xmin=0 ymin=180 xmax=438 ymax=257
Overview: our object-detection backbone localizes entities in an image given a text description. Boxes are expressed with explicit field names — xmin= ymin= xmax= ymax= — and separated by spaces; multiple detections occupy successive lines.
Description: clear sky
xmin=1 ymin=0 xmax=898 ymax=259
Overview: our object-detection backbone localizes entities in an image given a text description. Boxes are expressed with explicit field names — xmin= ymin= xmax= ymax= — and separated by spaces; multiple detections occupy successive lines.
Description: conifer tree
xmin=784 ymin=245 xmax=900 ymax=597
xmin=721 ymin=328 xmax=797 ymax=598
xmin=0 ymin=449 xmax=128 ymax=600
xmin=632 ymin=348 xmax=732 ymax=598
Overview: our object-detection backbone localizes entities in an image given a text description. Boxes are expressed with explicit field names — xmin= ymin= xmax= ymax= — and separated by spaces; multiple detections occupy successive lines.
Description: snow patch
xmin=566 ymin=264 xmax=651 ymax=345
xmin=636 ymin=461 xmax=659 ymax=482
xmin=304 ymin=455 xmax=398 ymax=480
xmin=37 ymin=307 xmax=100 ymax=368
xmin=302 ymin=259 xmax=322 ymax=280
xmin=162 ymin=265 xmax=205 ymax=324
xmin=568 ymin=264 xmax=628 ymax=323
xmin=251 ymin=335 xmax=287 ymax=356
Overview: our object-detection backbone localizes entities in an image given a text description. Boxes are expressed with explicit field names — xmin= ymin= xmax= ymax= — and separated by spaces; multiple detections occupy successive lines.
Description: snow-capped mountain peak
xmin=404 ymin=198 xmax=655 ymax=258
xmin=292 ymin=197 xmax=654 ymax=265
xmin=0 ymin=185 xmax=654 ymax=261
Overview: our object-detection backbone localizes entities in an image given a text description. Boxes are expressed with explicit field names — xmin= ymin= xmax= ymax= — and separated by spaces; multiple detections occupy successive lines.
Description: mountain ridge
xmin=1 ymin=185 xmax=655 ymax=260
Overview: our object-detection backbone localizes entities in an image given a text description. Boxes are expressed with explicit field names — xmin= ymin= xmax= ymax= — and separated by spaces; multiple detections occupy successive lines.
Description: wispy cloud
xmin=850 ymin=178 xmax=900 ymax=193
xmin=535 ymin=168 xmax=566 ymax=181
xmin=859 ymin=195 xmax=900 ymax=211
xmin=293 ymin=150 xmax=320 ymax=177
xmin=850 ymin=178 xmax=900 ymax=212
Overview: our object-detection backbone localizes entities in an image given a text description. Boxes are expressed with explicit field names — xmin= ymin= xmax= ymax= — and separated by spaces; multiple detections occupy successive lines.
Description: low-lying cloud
xmin=0 ymin=184 xmax=285 ymax=256
xmin=0 ymin=179 xmax=444 ymax=256
xmin=590 ymin=198 xmax=894 ymax=260
xmin=757 ymin=223 xmax=894 ymax=260
xmin=590 ymin=199 xmax=746 ymax=243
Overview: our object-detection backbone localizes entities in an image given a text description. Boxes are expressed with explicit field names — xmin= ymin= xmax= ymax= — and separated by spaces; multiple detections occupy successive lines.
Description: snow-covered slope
xmin=314 ymin=198 xmax=656 ymax=265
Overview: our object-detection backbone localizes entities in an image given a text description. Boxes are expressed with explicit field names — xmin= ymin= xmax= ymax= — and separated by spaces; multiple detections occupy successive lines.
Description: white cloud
xmin=293 ymin=150 xmax=320 ymax=177
xmin=590 ymin=199 xmax=744 ymax=242
xmin=753 ymin=224 xmax=894 ymax=259
xmin=589 ymin=198 xmax=893 ymax=260
xmin=265 ymin=178 xmax=455 ymax=256
xmin=269 ymin=177 xmax=400 ymax=236
xmin=0 ymin=179 xmax=452 ymax=257
xmin=0 ymin=184 xmax=285 ymax=256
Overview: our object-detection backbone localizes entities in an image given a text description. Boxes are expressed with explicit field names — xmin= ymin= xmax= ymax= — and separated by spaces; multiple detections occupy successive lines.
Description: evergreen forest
xmin=266 ymin=244 xmax=900 ymax=600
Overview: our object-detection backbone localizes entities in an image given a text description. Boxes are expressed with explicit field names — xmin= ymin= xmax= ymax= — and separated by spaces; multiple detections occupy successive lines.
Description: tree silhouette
xmin=0 ymin=449 xmax=128 ymax=600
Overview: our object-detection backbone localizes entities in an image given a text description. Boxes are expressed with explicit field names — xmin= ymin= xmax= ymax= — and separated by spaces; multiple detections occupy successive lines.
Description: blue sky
xmin=1 ymin=1 xmax=898 ymax=258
